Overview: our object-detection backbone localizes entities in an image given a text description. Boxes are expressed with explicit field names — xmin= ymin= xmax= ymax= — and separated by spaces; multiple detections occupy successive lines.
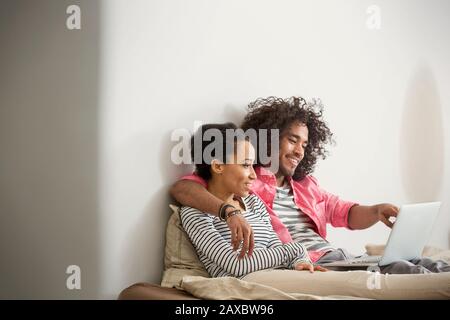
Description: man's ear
xmin=211 ymin=159 xmax=224 ymax=175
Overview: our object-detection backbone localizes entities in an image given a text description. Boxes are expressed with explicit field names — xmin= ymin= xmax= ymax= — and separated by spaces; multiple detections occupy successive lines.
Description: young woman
xmin=179 ymin=123 xmax=327 ymax=278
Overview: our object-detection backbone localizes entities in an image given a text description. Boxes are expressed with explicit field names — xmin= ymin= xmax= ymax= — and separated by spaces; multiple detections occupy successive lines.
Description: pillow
xmin=160 ymin=204 xmax=210 ymax=288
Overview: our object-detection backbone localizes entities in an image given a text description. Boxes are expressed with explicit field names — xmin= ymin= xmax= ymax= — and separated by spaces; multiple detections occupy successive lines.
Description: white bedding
xmin=180 ymin=245 xmax=450 ymax=300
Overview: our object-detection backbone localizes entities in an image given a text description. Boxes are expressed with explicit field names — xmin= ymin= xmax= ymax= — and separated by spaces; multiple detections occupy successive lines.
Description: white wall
xmin=98 ymin=0 xmax=450 ymax=298
xmin=1 ymin=0 xmax=449 ymax=299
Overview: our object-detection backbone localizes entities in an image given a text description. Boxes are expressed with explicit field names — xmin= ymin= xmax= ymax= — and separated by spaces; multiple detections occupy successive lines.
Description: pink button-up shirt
xmin=181 ymin=166 xmax=357 ymax=262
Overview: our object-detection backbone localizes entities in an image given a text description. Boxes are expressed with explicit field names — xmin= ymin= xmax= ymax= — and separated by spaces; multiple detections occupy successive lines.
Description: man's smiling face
xmin=276 ymin=121 xmax=309 ymax=178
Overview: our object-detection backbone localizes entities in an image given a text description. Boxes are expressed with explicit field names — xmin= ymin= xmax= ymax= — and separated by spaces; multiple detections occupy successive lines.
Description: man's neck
xmin=275 ymin=173 xmax=286 ymax=187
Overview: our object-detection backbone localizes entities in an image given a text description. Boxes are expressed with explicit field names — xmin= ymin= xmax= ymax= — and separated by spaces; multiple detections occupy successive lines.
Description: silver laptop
xmin=320 ymin=201 xmax=442 ymax=268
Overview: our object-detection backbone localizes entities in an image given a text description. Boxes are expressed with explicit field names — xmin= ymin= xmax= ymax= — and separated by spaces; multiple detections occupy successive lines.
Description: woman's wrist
xmin=218 ymin=203 xmax=235 ymax=221
xmin=225 ymin=209 xmax=242 ymax=221
xmin=219 ymin=203 xmax=244 ymax=221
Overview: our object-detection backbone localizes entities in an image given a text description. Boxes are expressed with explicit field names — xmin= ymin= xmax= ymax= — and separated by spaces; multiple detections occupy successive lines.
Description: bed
xmin=118 ymin=207 xmax=450 ymax=300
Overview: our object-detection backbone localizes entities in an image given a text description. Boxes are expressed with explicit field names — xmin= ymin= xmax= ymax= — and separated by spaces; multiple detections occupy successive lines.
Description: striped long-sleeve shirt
xmin=180 ymin=194 xmax=310 ymax=278
xmin=273 ymin=184 xmax=335 ymax=253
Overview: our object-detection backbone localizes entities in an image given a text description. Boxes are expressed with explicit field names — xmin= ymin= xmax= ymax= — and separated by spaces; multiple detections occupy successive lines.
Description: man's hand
xmin=295 ymin=262 xmax=328 ymax=273
xmin=349 ymin=203 xmax=399 ymax=230
xmin=226 ymin=214 xmax=254 ymax=259
xmin=376 ymin=203 xmax=399 ymax=228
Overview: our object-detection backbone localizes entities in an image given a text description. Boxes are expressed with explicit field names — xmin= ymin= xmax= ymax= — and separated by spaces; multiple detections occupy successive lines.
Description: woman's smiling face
xmin=217 ymin=140 xmax=257 ymax=197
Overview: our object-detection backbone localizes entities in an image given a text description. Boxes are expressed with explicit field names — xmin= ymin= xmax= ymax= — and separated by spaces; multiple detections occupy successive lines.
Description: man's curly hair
xmin=241 ymin=96 xmax=334 ymax=181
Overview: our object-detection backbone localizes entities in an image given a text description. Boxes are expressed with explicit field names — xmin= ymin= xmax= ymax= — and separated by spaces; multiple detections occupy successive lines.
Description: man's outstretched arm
xmin=169 ymin=179 xmax=254 ymax=257
xmin=348 ymin=203 xmax=399 ymax=230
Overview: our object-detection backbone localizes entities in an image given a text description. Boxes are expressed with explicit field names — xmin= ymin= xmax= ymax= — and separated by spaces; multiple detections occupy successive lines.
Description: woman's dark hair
xmin=191 ymin=122 xmax=249 ymax=181
xmin=241 ymin=96 xmax=334 ymax=181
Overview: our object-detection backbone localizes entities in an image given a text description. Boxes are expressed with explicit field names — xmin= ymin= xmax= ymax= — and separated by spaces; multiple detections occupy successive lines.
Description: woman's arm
xmin=180 ymin=207 xmax=305 ymax=278
xmin=253 ymin=195 xmax=311 ymax=266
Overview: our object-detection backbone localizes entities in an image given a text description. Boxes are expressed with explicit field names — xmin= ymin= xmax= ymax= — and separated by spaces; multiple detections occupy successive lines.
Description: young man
xmin=170 ymin=96 xmax=449 ymax=274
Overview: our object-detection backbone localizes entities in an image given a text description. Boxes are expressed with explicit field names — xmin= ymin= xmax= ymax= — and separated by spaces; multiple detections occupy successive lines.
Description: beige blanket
xmin=181 ymin=275 xmax=367 ymax=300
xmin=180 ymin=245 xmax=450 ymax=300
xmin=181 ymin=276 xmax=368 ymax=300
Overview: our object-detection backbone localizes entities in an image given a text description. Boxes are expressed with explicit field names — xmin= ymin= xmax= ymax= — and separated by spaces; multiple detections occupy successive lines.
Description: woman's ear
xmin=211 ymin=159 xmax=224 ymax=175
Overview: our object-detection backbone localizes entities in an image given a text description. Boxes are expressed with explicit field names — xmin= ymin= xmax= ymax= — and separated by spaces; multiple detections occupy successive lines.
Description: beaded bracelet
xmin=218 ymin=203 xmax=235 ymax=221
xmin=225 ymin=209 xmax=242 ymax=221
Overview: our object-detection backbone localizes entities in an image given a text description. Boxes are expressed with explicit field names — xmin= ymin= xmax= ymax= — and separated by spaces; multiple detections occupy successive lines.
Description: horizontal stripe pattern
xmin=180 ymin=194 xmax=309 ymax=278
xmin=273 ymin=185 xmax=335 ymax=253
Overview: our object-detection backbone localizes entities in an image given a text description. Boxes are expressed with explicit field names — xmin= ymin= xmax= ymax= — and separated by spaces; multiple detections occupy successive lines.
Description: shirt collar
xmin=255 ymin=166 xmax=293 ymax=187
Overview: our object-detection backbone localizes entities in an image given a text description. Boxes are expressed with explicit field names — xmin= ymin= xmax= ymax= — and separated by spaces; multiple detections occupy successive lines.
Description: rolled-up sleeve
xmin=310 ymin=176 xmax=358 ymax=229
xmin=322 ymin=189 xmax=358 ymax=228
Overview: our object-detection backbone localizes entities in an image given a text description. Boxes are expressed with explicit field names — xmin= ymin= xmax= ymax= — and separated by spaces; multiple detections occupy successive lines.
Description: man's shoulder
xmin=254 ymin=166 xmax=276 ymax=182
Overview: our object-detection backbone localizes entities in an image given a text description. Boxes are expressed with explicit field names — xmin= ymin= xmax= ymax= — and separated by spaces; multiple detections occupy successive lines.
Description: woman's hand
xmin=294 ymin=262 xmax=328 ymax=273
